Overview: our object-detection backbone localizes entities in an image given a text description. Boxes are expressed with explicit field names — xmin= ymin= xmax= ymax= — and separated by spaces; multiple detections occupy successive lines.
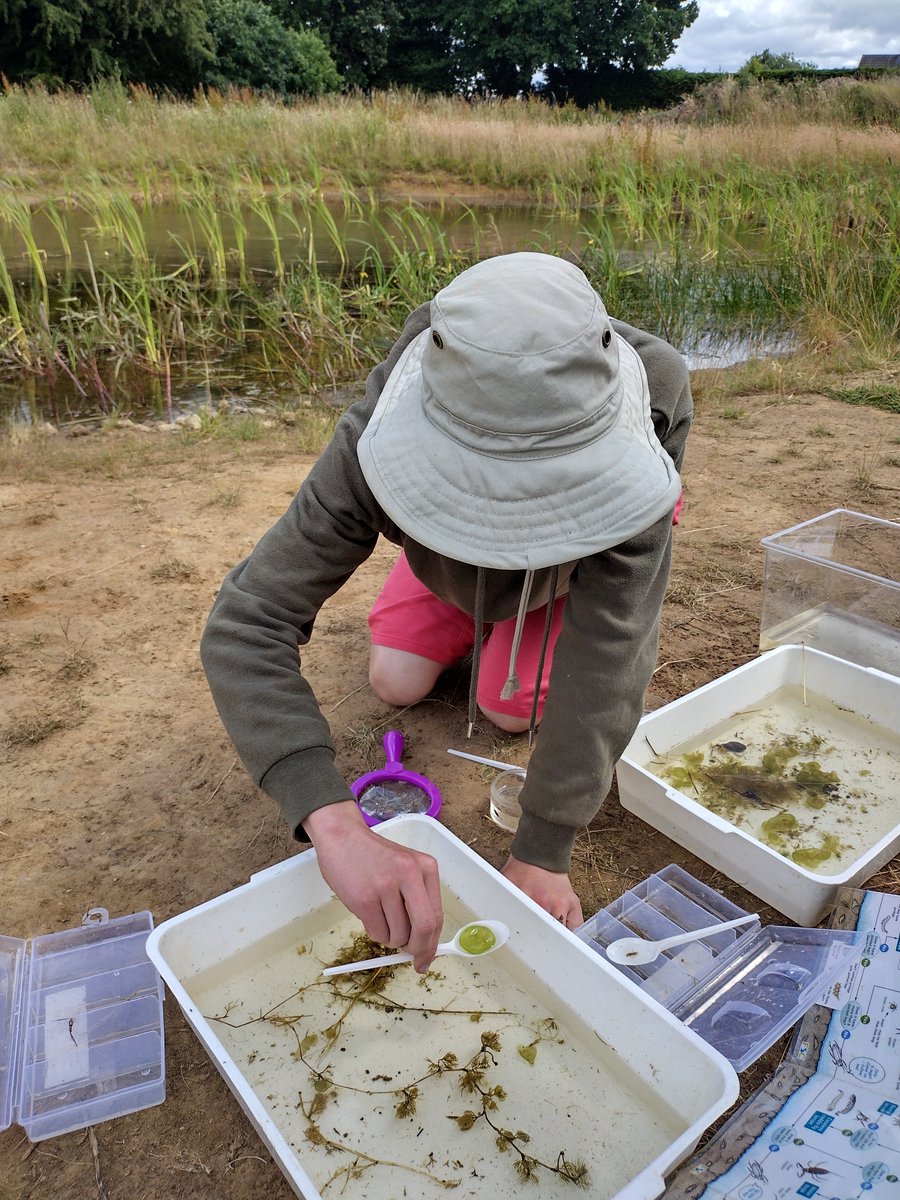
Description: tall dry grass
xmin=1 ymin=80 xmax=898 ymax=199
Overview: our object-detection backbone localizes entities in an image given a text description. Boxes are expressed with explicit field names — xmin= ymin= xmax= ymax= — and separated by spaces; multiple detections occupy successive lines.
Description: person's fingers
xmin=309 ymin=811 xmax=446 ymax=966
xmin=551 ymin=906 xmax=582 ymax=928
xmin=357 ymin=848 xmax=442 ymax=973
xmin=399 ymin=857 xmax=442 ymax=971
xmin=379 ymin=887 xmax=413 ymax=950
xmin=419 ymin=852 xmax=444 ymax=942
xmin=354 ymin=895 xmax=391 ymax=947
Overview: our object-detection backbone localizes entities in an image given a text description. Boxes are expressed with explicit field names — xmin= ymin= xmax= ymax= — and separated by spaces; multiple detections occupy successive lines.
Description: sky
xmin=663 ymin=0 xmax=900 ymax=72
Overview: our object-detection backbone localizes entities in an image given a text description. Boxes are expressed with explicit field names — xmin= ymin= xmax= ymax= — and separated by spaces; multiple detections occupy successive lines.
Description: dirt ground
xmin=1 ymin=382 xmax=899 ymax=1200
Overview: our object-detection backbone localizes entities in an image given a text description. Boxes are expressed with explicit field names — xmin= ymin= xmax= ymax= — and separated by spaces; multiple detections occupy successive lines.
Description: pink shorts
xmin=368 ymin=553 xmax=566 ymax=719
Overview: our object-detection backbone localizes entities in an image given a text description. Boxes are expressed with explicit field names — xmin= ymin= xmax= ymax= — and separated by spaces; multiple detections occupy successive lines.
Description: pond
xmin=0 ymin=196 xmax=795 ymax=426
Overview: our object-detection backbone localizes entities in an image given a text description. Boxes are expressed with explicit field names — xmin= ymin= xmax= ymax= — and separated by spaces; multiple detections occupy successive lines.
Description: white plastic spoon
xmin=447 ymin=748 xmax=522 ymax=772
xmin=321 ymin=920 xmax=510 ymax=977
xmin=605 ymin=913 xmax=759 ymax=966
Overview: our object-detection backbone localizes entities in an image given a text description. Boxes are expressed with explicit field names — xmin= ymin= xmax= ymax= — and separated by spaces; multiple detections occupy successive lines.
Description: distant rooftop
xmin=858 ymin=54 xmax=900 ymax=69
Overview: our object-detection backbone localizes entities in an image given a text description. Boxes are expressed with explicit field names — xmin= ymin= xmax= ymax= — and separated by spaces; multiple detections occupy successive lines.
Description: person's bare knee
xmin=369 ymin=645 xmax=445 ymax=707
xmin=479 ymin=705 xmax=532 ymax=735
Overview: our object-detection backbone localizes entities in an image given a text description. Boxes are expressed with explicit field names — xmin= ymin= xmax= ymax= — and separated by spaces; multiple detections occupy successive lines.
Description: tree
xmin=265 ymin=0 xmax=400 ymax=91
xmin=204 ymin=0 xmax=341 ymax=96
xmin=264 ymin=0 xmax=700 ymax=100
xmin=446 ymin=0 xmax=578 ymax=97
xmin=740 ymin=49 xmax=818 ymax=75
xmin=373 ymin=0 xmax=457 ymax=94
xmin=0 ymin=0 xmax=213 ymax=90
xmin=379 ymin=0 xmax=698 ymax=100
xmin=538 ymin=0 xmax=700 ymax=103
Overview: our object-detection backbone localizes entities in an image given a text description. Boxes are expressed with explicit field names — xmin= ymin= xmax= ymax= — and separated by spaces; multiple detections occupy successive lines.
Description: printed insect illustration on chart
xmin=797 ymin=1162 xmax=834 ymax=1179
xmin=828 ymin=1040 xmax=851 ymax=1072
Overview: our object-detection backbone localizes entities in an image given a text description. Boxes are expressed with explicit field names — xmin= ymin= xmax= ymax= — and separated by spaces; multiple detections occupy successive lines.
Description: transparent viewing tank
xmin=759 ymin=508 xmax=900 ymax=676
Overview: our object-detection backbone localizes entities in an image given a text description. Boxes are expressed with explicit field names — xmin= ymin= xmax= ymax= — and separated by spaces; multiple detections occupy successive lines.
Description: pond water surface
xmin=0 ymin=197 xmax=794 ymax=425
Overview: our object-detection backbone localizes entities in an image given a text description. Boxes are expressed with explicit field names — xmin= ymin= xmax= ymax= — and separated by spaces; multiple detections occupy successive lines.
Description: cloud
xmin=664 ymin=0 xmax=900 ymax=71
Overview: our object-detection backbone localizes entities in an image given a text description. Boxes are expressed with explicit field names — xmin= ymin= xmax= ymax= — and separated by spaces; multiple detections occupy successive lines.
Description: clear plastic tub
xmin=576 ymin=865 xmax=859 ymax=1072
xmin=760 ymin=508 xmax=900 ymax=676
xmin=489 ymin=767 xmax=525 ymax=831
xmin=0 ymin=909 xmax=165 ymax=1141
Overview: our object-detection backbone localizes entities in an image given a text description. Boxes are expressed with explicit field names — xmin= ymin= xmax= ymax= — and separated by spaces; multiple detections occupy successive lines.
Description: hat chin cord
xmin=466 ymin=564 xmax=559 ymax=750
xmin=499 ymin=569 xmax=535 ymax=701
xmin=467 ymin=568 xmax=487 ymax=738
xmin=526 ymin=564 xmax=559 ymax=745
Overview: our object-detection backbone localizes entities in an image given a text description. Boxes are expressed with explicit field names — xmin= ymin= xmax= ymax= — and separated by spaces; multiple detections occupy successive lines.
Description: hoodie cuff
xmin=260 ymin=747 xmax=356 ymax=841
xmin=509 ymin=812 xmax=579 ymax=875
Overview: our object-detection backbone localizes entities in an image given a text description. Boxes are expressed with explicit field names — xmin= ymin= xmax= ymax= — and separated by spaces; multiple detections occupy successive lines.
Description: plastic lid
xmin=0 ymin=909 xmax=165 ymax=1141
xmin=669 ymin=924 xmax=858 ymax=1071
xmin=0 ymin=935 xmax=27 ymax=1133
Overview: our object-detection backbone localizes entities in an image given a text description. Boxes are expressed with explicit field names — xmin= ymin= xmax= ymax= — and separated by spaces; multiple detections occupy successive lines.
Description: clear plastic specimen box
xmin=759 ymin=508 xmax=900 ymax=677
xmin=0 ymin=908 xmax=165 ymax=1142
xmin=575 ymin=865 xmax=859 ymax=1072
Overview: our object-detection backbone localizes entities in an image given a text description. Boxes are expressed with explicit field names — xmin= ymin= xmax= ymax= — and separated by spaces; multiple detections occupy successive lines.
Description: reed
xmin=1 ymin=85 xmax=898 ymax=418
xmin=0 ymin=245 xmax=30 ymax=365
xmin=1 ymin=184 xmax=897 ymax=412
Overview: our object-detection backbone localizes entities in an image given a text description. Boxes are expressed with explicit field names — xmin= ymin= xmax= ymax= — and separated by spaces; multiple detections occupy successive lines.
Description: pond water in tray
xmin=189 ymin=896 xmax=683 ymax=1200
xmin=650 ymin=683 xmax=900 ymax=876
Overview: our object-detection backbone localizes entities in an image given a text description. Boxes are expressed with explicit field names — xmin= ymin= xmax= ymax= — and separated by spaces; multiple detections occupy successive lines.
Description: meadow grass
xmin=1 ymin=81 xmax=898 ymax=197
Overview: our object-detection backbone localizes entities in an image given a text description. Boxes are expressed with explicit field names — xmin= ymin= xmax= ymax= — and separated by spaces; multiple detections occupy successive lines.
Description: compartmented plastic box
xmin=0 ymin=909 xmax=165 ymax=1142
xmin=575 ymin=865 xmax=858 ymax=1071
xmin=147 ymin=815 xmax=739 ymax=1200
xmin=615 ymin=645 xmax=900 ymax=926
xmin=759 ymin=508 xmax=900 ymax=677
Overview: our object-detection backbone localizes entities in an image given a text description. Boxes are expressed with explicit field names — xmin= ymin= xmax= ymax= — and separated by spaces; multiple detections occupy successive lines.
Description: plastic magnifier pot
xmin=322 ymin=920 xmax=510 ymax=977
xmin=605 ymin=914 xmax=759 ymax=966
xmin=350 ymin=730 xmax=442 ymax=827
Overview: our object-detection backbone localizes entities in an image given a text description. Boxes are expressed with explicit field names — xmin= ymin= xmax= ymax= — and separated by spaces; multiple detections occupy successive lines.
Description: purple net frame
xmin=350 ymin=730 xmax=442 ymax=827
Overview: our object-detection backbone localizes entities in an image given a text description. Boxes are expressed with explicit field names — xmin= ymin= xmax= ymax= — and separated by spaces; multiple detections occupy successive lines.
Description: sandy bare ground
xmin=1 ymin=384 xmax=899 ymax=1199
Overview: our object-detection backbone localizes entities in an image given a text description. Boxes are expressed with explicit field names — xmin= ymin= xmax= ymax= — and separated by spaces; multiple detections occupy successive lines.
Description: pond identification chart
xmin=665 ymin=889 xmax=900 ymax=1200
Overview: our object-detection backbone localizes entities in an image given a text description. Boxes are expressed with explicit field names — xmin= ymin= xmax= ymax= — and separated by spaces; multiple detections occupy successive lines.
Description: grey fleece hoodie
xmin=200 ymin=302 xmax=692 ymax=873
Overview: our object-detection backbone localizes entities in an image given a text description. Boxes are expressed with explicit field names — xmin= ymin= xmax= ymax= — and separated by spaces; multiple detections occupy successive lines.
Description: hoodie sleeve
xmin=200 ymin=304 xmax=431 ymax=837
xmin=509 ymin=324 xmax=693 ymax=872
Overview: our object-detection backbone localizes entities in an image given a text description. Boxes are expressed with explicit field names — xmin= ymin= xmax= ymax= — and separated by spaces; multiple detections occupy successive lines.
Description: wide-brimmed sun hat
xmin=357 ymin=252 xmax=682 ymax=570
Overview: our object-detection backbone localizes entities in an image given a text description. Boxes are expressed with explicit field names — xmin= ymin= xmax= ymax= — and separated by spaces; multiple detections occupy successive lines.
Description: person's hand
xmin=305 ymin=801 xmax=443 ymax=971
xmin=501 ymin=855 xmax=583 ymax=929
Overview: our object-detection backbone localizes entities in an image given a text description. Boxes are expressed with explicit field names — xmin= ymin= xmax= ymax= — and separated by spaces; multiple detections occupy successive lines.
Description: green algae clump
xmin=760 ymin=811 xmax=800 ymax=850
xmin=792 ymin=833 xmax=842 ymax=869
xmin=458 ymin=924 xmax=497 ymax=955
xmin=794 ymin=761 xmax=840 ymax=807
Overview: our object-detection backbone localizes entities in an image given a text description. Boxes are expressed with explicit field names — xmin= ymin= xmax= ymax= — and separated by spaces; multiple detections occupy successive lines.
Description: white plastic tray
xmin=147 ymin=816 xmax=738 ymax=1200
xmin=616 ymin=646 xmax=900 ymax=925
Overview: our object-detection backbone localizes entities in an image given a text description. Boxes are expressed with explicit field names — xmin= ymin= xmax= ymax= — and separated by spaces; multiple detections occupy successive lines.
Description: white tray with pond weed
xmin=617 ymin=646 xmax=900 ymax=926
xmin=146 ymin=816 xmax=737 ymax=1200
